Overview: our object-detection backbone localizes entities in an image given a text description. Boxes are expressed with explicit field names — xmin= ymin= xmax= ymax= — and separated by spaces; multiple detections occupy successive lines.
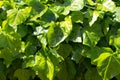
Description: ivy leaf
xmin=83 ymin=29 xmax=99 ymax=47
xmin=83 ymin=22 xmax=103 ymax=47
xmin=33 ymin=51 xmax=54 ymax=80
xmin=17 ymin=25 xmax=28 ymax=37
xmin=33 ymin=52 xmax=50 ymax=80
xmin=114 ymin=7 xmax=120 ymax=22
xmin=109 ymin=29 xmax=120 ymax=49
xmin=93 ymin=51 xmax=120 ymax=80
xmin=57 ymin=44 xmax=72 ymax=58
xmin=109 ymin=35 xmax=120 ymax=49
xmin=57 ymin=59 xmax=76 ymax=80
xmin=82 ymin=46 xmax=113 ymax=65
xmin=49 ymin=0 xmax=71 ymax=15
xmin=71 ymin=11 xmax=83 ymax=23
xmin=102 ymin=0 xmax=116 ymax=12
xmin=41 ymin=9 xmax=56 ymax=22
xmin=97 ymin=0 xmax=116 ymax=12
xmin=7 ymin=7 xmax=32 ymax=27
xmin=47 ymin=16 xmax=72 ymax=47
xmin=14 ymin=69 xmax=35 ymax=80
xmin=71 ymin=44 xmax=84 ymax=63
xmin=70 ymin=0 xmax=84 ymax=11
xmin=33 ymin=48 xmax=63 ymax=80
xmin=50 ymin=0 xmax=84 ymax=15
xmin=69 ymin=24 xmax=83 ymax=43
xmin=85 ymin=68 xmax=102 ymax=80
xmin=89 ymin=10 xmax=100 ymax=26
xmin=0 ymin=32 xmax=21 ymax=66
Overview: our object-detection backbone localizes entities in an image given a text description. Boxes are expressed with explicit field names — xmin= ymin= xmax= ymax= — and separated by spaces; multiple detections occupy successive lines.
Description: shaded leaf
xmin=69 ymin=24 xmax=83 ymax=43
xmin=71 ymin=11 xmax=83 ymax=23
xmin=0 ymin=32 xmax=21 ymax=66
xmin=57 ymin=44 xmax=72 ymax=58
xmin=14 ymin=69 xmax=35 ymax=80
xmin=85 ymin=68 xmax=102 ymax=80
xmin=57 ymin=59 xmax=76 ymax=80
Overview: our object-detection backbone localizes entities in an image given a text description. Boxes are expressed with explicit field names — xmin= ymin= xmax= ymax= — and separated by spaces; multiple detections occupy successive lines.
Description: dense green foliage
xmin=0 ymin=0 xmax=120 ymax=80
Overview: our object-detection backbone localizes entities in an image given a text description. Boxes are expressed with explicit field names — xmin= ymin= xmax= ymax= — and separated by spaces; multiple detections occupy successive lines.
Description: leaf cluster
xmin=0 ymin=0 xmax=120 ymax=80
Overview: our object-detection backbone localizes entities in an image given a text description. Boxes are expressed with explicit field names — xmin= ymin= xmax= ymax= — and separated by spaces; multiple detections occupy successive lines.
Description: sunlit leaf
xmin=70 ymin=0 xmax=84 ymax=11
xmin=89 ymin=10 xmax=100 ymax=26
xmin=94 ymin=51 xmax=120 ymax=80
xmin=7 ymin=7 xmax=32 ymax=27
xmin=47 ymin=16 xmax=72 ymax=47
xmin=114 ymin=7 xmax=120 ymax=22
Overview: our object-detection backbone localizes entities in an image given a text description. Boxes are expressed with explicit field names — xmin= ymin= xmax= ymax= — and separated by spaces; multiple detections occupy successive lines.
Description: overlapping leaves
xmin=0 ymin=0 xmax=120 ymax=80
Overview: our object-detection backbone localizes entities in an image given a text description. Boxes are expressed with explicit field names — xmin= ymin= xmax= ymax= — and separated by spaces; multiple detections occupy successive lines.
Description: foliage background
xmin=0 ymin=0 xmax=120 ymax=80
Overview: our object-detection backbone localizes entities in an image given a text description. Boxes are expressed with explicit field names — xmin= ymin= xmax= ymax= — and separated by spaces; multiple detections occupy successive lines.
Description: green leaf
xmin=50 ymin=0 xmax=84 ymax=15
xmin=47 ymin=16 xmax=72 ymax=47
xmin=24 ymin=42 xmax=37 ymax=56
xmin=71 ymin=11 xmax=83 ymax=23
xmin=89 ymin=10 xmax=100 ymax=26
xmin=82 ymin=47 xmax=113 ymax=64
xmin=83 ymin=22 xmax=103 ymax=47
xmin=57 ymin=59 xmax=76 ymax=80
xmin=85 ymin=68 xmax=102 ymax=80
xmin=83 ymin=30 xmax=99 ymax=47
xmin=7 ymin=7 xmax=32 ymax=27
xmin=116 ymin=73 xmax=120 ymax=80
xmin=33 ymin=51 xmax=54 ymax=80
xmin=86 ymin=0 xmax=96 ymax=5
xmin=34 ymin=26 xmax=48 ymax=49
xmin=109 ymin=29 xmax=120 ymax=49
xmin=39 ymin=0 xmax=48 ymax=3
xmin=93 ymin=51 xmax=120 ymax=80
xmin=109 ymin=35 xmax=120 ymax=49
xmin=49 ymin=0 xmax=71 ymax=15
xmin=0 ymin=49 xmax=13 ymax=67
xmin=41 ymin=9 xmax=56 ymax=22
xmin=114 ymin=7 xmax=120 ymax=22
xmin=0 ymin=60 xmax=6 ymax=80
xmin=23 ymin=0 xmax=48 ymax=4
xmin=14 ymin=69 xmax=35 ymax=80
xmin=69 ymin=24 xmax=83 ymax=43
xmin=97 ymin=0 xmax=116 ymax=12
xmin=0 ymin=1 xmax=3 ymax=7
xmin=17 ymin=25 xmax=28 ymax=37
xmin=32 ymin=48 xmax=63 ymax=80
xmin=57 ymin=44 xmax=72 ymax=58
xmin=102 ymin=0 xmax=116 ymax=12
xmin=70 ymin=0 xmax=84 ymax=11
xmin=60 ymin=16 xmax=72 ymax=36
xmin=0 ymin=32 xmax=21 ymax=66
xmin=71 ymin=44 xmax=84 ymax=63
xmin=2 ymin=20 xmax=14 ymax=33
xmin=0 ymin=71 xmax=6 ymax=80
